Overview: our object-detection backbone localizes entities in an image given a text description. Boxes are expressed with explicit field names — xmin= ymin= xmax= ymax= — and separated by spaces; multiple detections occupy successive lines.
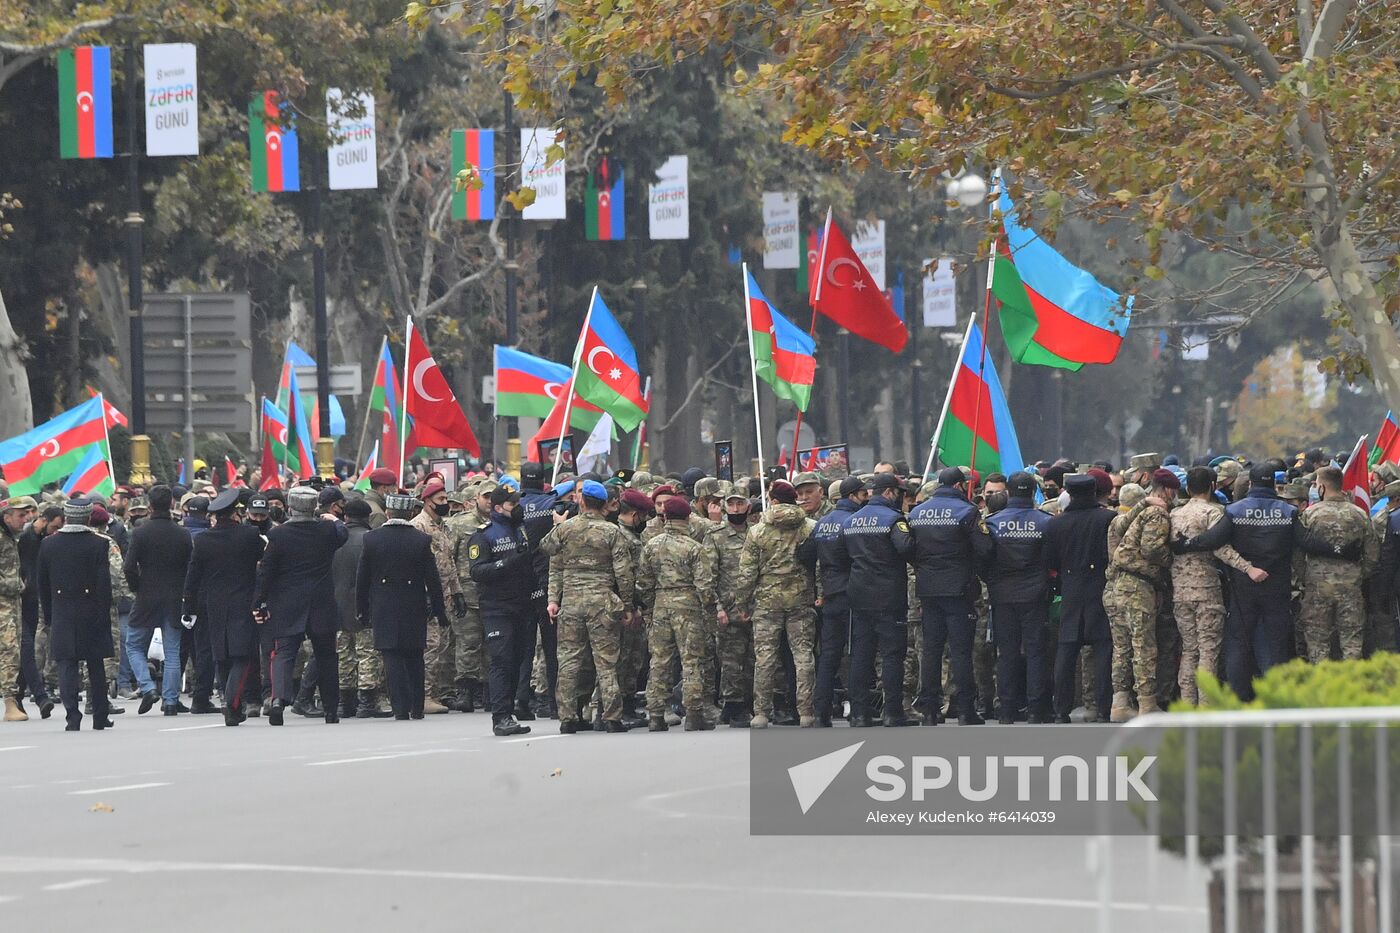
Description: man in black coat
xmin=1043 ymin=474 xmax=1115 ymax=723
xmin=183 ymin=489 xmax=266 ymax=727
xmin=123 ymin=485 xmax=193 ymax=715
xmin=469 ymin=486 xmax=535 ymax=736
xmin=16 ymin=502 xmax=57 ymax=718
xmin=357 ymin=494 xmax=446 ymax=720
xmin=254 ymin=486 xmax=348 ymax=725
xmin=36 ymin=499 xmax=115 ymax=731
xmin=332 ymin=498 xmax=389 ymax=719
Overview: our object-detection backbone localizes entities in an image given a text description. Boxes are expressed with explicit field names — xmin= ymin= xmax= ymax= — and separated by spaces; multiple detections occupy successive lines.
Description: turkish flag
xmin=812 ymin=219 xmax=908 ymax=353
xmin=404 ymin=323 xmax=481 ymax=457
xmin=1342 ymin=434 xmax=1371 ymax=511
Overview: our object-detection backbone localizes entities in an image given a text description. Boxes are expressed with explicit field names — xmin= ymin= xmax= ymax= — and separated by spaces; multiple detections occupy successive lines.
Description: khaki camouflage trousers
xmin=903 ymin=621 xmax=923 ymax=716
xmin=1173 ymin=598 xmax=1224 ymax=705
xmin=556 ymin=604 xmax=623 ymax=723
xmin=453 ymin=606 xmax=486 ymax=686
xmin=336 ymin=628 xmax=384 ymax=692
xmin=1301 ymin=581 xmax=1365 ymax=662
xmin=617 ymin=611 xmax=648 ymax=700
xmin=0 ymin=598 xmax=18 ymax=698
xmin=424 ymin=618 xmax=454 ymax=699
xmin=646 ymin=608 xmax=708 ymax=716
xmin=717 ymin=619 xmax=753 ymax=705
xmin=753 ymin=607 xmax=815 ymax=718
xmin=104 ymin=607 xmax=121 ymax=683
xmin=1107 ymin=576 xmax=1158 ymax=700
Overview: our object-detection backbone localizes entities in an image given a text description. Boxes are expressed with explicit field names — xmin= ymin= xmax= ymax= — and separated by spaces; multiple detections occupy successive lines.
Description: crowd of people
xmin=0 ymin=446 xmax=1391 ymax=734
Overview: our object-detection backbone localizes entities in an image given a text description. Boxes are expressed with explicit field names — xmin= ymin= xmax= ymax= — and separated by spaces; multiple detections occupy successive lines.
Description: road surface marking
xmin=41 ymin=878 xmax=107 ymax=892
xmin=0 ymin=856 xmax=1204 ymax=913
xmin=500 ymin=733 xmax=568 ymax=744
xmin=306 ymin=749 xmax=459 ymax=767
xmin=0 ymin=746 xmax=36 ymax=753
xmin=159 ymin=724 xmax=223 ymax=733
xmin=68 ymin=783 xmax=171 ymax=796
xmin=0 ymin=895 xmax=18 ymax=903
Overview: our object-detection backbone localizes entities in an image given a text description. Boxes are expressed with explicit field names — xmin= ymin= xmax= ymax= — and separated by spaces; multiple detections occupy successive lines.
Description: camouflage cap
xmin=1279 ymin=481 xmax=1310 ymax=502
xmin=1 ymin=495 xmax=38 ymax=512
xmin=1374 ymin=462 xmax=1400 ymax=484
xmin=476 ymin=479 xmax=499 ymax=497
xmin=723 ymin=483 xmax=750 ymax=501
xmin=1128 ymin=452 xmax=1162 ymax=473
xmin=714 ymin=480 xmax=733 ymax=499
xmin=128 ymin=496 xmax=150 ymax=512
xmin=917 ymin=481 xmax=939 ymax=502
xmin=447 ymin=486 xmax=471 ymax=505
xmin=791 ymin=471 xmax=822 ymax=488
xmin=1215 ymin=459 xmax=1243 ymax=481
xmin=630 ymin=470 xmax=655 ymax=489
xmin=1118 ymin=483 xmax=1146 ymax=509
xmin=827 ymin=480 xmax=843 ymax=500
xmin=1384 ymin=479 xmax=1400 ymax=500
xmin=693 ymin=477 xmax=721 ymax=499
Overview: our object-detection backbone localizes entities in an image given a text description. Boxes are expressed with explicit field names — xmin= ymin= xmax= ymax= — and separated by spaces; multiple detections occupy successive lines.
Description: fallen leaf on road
xmin=89 ymin=802 xmax=114 ymax=813
xmin=549 ymin=768 xmax=562 ymax=778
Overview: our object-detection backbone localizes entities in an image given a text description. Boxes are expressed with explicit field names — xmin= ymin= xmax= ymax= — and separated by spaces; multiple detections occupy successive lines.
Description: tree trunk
xmin=0 ymin=286 xmax=34 ymax=437
xmin=1319 ymin=226 xmax=1400 ymax=412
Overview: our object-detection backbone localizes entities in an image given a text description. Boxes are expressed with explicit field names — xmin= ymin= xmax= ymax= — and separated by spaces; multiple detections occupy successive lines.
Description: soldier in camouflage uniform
xmin=1365 ymin=473 xmax=1400 ymax=654
xmin=732 ymin=481 xmax=817 ymax=728
xmin=638 ymin=497 xmax=718 ymax=731
xmin=97 ymin=509 xmax=133 ymax=692
xmin=614 ymin=489 xmax=652 ymax=729
xmin=642 ymin=485 xmax=714 ymax=544
xmin=1104 ymin=470 xmax=1177 ymax=719
xmin=409 ymin=481 xmax=465 ymax=713
xmin=793 ymin=472 xmax=834 ymax=520
xmin=1100 ymin=483 xmax=1144 ymax=718
xmin=1 ymin=497 xmax=28 ymax=720
xmin=542 ymin=480 xmax=636 ymax=733
xmin=709 ymin=487 xmax=754 ymax=726
xmin=1169 ymin=467 xmax=1262 ymax=705
xmin=446 ymin=480 xmax=493 ymax=712
xmin=1297 ymin=466 xmax=1379 ymax=661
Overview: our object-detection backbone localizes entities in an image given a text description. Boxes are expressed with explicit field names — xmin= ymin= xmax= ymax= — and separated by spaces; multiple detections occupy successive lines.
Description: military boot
xmin=1136 ymin=695 xmax=1162 ymax=716
xmin=422 ymin=697 xmax=449 ymax=714
xmin=620 ymin=696 xmax=646 ymax=731
xmin=1109 ymin=691 xmax=1137 ymax=723
xmin=684 ymin=710 xmax=714 ymax=731
xmin=3 ymin=697 xmax=27 ymax=722
xmin=750 ymin=712 xmax=770 ymax=729
xmin=358 ymin=690 xmax=392 ymax=718
xmin=340 ymin=692 xmax=358 ymax=719
xmin=648 ymin=715 xmax=669 ymax=732
xmin=728 ymin=705 xmax=752 ymax=728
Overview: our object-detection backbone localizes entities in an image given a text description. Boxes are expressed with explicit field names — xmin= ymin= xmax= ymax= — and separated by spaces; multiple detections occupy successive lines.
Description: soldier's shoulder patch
xmin=976 ymin=519 xmax=990 ymax=535
xmin=468 ymin=544 xmax=481 ymax=560
xmin=895 ymin=520 xmax=910 ymax=533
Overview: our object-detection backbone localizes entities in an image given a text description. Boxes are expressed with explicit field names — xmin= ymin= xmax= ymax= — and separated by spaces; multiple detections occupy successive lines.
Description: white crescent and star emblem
xmin=37 ymin=439 xmax=60 ymax=458
xmin=277 ymin=426 xmax=287 ymax=445
xmin=266 ymin=129 xmax=281 ymax=152
xmin=825 ymin=257 xmax=864 ymax=290
xmin=586 ymin=345 xmax=615 ymax=377
xmin=598 ymin=192 xmax=611 ymax=209
xmin=76 ymin=91 xmax=93 ymax=114
xmin=413 ymin=357 xmax=442 ymax=402
xmin=542 ymin=382 xmax=563 ymax=400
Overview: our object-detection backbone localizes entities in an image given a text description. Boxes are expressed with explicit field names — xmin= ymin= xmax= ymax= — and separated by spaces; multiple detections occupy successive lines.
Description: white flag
xmin=577 ymin=412 xmax=614 ymax=475
xmin=144 ymin=43 xmax=198 ymax=156
xmin=922 ymin=258 xmax=956 ymax=328
xmin=762 ymin=192 xmax=800 ymax=268
xmin=326 ymin=89 xmax=377 ymax=190
xmin=521 ymin=128 xmax=566 ymax=220
xmin=648 ymin=155 xmax=689 ymax=239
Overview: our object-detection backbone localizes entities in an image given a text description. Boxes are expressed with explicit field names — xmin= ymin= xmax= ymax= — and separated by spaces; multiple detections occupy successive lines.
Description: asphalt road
xmin=0 ymin=707 xmax=1206 ymax=932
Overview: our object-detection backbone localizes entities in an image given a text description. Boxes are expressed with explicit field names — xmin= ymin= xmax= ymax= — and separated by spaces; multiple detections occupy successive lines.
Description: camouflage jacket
xmin=1108 ymin=502 xmax=1172 ymax=586
xmin=708 ymin=519 xmax=750 ymax=614
xmin=1298 ymin=498 xmax=1379 ymax=588
xmin=0 ymin=526 xmax=22 ymax=600
xmin=541 ymin=511 xmax=635 ymax=611
xmin=410 ymin=509 xmax=463 ymax=599
xmin=1169 ymin=498 xmax=1252 ymax=600
xmin=733 ymin=503 xmax=815 ymax=612
xmin=642 ymin=511 xmax=714 ymax=544
xmin=637 ymin=523 xmax=716 ymax=614
xmin=103 ymin=533 xmax=134 ymax=607
xmin=618 ymin=523 xmax=644 ymax=609
xmin=446 ymin=511 xmax=491 ymax=608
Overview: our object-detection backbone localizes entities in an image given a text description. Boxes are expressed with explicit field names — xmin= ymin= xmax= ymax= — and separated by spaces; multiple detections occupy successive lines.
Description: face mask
xmin=1307 ymin=486 xmax=1320 ymax=504
xmin=727 ymin=512 xmax=749 ymax=526
xmin=985 ymin=491 xmax=1009 ymax=514
xmin=508 ymin=504 xmax=525 ymax=524
xmin=433 ymin=503 xmax=451 ymax=518
xmin=270 ymin=507 xmax=286 ymax=522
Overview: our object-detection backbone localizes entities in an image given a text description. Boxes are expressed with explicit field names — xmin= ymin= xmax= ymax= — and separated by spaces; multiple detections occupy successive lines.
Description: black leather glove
xmin=452 ymin=593 xmax=468 ymax=618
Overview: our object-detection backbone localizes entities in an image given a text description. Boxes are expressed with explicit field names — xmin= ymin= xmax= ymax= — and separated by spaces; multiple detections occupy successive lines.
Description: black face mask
xmin=433 ymin=503 xmax=451 ymax=518
xmin=269 ymin=506 xmax=286 ymax=522
xmin=727 ymin=512 xmax=749 ymax=526
xmin=985 ymin=491 xmax=1009 ymax=514
xmin=507 ymin=504 xmax=525 ymax=525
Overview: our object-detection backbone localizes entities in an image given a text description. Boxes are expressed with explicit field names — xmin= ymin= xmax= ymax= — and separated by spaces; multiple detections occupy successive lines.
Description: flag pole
xmin=399 ymin=317 xmax=412 ymax=486
xmin=552 ymin=286 xmax=596 ymax=485
xmin=965 ymin=239 xmax=999 ymax=497
xmin=98 ymin=393 xmax=115 ymax=491
xmin=631 ymin=376 xmax=651 ymax=469
xmin=743 ymin=264 xmax=769 ymax=511
xmin=791 ymin=209 xmax=832 ymax=475
xmin=923 ymin=317 xmax=974 ymax=483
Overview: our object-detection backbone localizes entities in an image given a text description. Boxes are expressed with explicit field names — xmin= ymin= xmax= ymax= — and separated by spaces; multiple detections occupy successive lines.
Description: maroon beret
xmin=1151 ymin=468 xmax=1182 ymax=491
xmin=620 ymin=489 xmax=654 ymax=512
xmin=90 ymin=505 xmax=110 ymax=526
xmin=650 ymin=484 xmax=679 ymax=501
xmin=368 ymin=468 xmax=397 ymax=486
xmin=662 ymin=497 xmax=692 ymax=520
xmin=770 ymin=480 xmax=797 ymax=505
xmin=1086 ymin=468 xmax=1113 ymax=497
xmin=421 ymin=482 xmax=446 ymax=501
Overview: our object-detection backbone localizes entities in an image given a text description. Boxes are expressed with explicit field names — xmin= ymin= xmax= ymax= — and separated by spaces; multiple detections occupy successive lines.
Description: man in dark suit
xmin=357 ymin=494 xmax=446 ymax=720
xmin=183 ymin=488 xmax=266 ymax=726
xmin=254 ymin=486 xmax=348 ymax=725
xmin=123 ymin=485 xmax=193 ymax=715
xmin=1043 ymin=474 xmax=1116 ymax=723
xmin=36 ymin=499 xmax=115 ymax=731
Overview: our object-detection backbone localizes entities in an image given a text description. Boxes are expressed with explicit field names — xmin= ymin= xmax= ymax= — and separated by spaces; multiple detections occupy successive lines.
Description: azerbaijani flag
xmin=249 ymin=91 xmax=300 ymax=192
xmin=368 ymin=338 xmax=420 ymax=470
xmin=451 ymin=129 xmax=495 ymax=221
xmin=993 ymin=188 xmax=1131 ymax=370
xmin=746 ymin=268 xmax=815 ymax=411
xmin=57 ymin=47 xmax=114 ymax=159
xmin=262 ymin=397 xmax=311 ymax=480
xmin=280 ymin=342 xmax=345 ymax=438
xmin=62 ymin=445 xmax=115 ymax=498
xmin=1370 ymin=411 xmax=1400 ymax=467
xmin=584 ymin=158 xmax=624 ymax=241
xmin=935 ymin=321 xmax=1024 ymax=476
xmin=571 ymin=290 xmax=648 ymax=432
xmin=87 ymin=386 xmax=127 ymax=428
xmin=0 ymin=396 xmax=109 ymax=496
xmin=353 ymin=441 xmax=380 ymax=493
xmin=493 ymin=345 xmax=607 ymax=431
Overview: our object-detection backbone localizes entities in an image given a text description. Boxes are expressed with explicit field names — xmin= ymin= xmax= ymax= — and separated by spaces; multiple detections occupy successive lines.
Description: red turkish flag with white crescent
xmin=404 ymin=324 xmax=481 ymax=457
xmin=812 ymin=219 xmax=908 ymax=353
xmin=1342 ymin=434 xmax=1371 ymax=512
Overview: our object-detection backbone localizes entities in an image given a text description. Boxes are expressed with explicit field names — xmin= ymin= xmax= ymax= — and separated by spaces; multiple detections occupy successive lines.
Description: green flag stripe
xmin=573 ymin=366 xmax=646 ymax=432
xmin=450 ymin=129 xmax=466 ymax=220
xmin=6 ymin=441 xmax=110 ymax=496
xmin=58 ymin=50 xmax=78 ymax=158
xmin=993 ymin=255 xmax=1084 ymax=372
xmin=249 ymin=101 xmax=268 ymax=192
xmin=936 ymin=417 xmax=1001 ymax=475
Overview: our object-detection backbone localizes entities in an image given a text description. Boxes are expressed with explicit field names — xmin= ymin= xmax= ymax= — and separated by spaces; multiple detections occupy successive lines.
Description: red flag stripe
xmin=1 ymin=417 xmax=107 ymax=480
xmin=946 ymin=367 xmax=999 ymax=453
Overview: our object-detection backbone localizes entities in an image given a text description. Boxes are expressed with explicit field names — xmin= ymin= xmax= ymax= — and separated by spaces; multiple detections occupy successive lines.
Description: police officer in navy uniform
xmin=1043 ymin=474 xmax=1115 ymax=722
xmin=812 ymin=476 xmax=869 ymax=726
xmin=517 ymin=462 xmax=559 ymax=717
xmin=983 ymin=471 xmax=1054 ymax=723
xmin=468 ymin=485 xmax=536 ymax=736
xmin=1176 ymin=461 xmax=1298 ymax=701
xmin=357 ymin=494 xmax=446 ymax=720
xmin=840 ymin=472 xmax=916 ymax=727
xmin=908 ymin=467 xmax=995 ymax=725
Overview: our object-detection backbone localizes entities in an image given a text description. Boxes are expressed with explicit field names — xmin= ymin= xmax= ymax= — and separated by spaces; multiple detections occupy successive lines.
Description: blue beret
xmin=553 ymin=480 xmax=576 ymax=497
xmin=581 ymin=480 xmax=608 ymax=501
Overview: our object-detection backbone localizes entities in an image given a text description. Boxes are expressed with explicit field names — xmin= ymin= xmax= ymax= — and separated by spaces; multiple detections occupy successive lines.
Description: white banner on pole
xmin=762 ymin=192 xmax=800 ymax=269
xmin=521 ymin=128 xmax=566 ymax=220
xmin=1181 ymin=330 xmax=1210 ymax=361
xmin=326 ymin=89 xmax=377 ymax=190
xmin=648 ymin=155 xmax=689 ymax=240
xmin=852 ymin=219 xmax=886 ymax=291
xmin=922 ymin=258 xmax=957 ymax=328
xmin=143 ymin=43 xmax=198 ymax=156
